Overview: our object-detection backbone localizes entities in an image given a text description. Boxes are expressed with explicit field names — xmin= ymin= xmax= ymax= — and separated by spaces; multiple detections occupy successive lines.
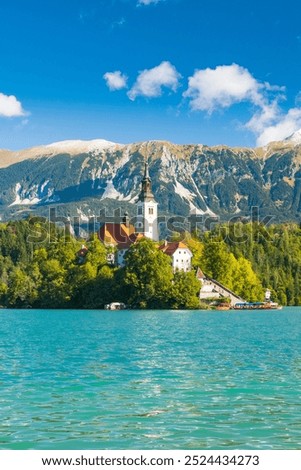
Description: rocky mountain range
xmin=1 ymin=132 xmax=301 ymax=226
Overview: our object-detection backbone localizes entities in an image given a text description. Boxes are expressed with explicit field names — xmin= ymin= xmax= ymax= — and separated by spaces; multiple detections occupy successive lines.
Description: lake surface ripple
xmin=0 ymin=308 xmax=301 ymax=449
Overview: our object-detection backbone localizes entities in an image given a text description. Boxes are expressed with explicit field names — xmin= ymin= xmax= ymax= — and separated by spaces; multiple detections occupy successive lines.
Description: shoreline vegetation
xmin=0 ymin=218 xmax=300 ymax=310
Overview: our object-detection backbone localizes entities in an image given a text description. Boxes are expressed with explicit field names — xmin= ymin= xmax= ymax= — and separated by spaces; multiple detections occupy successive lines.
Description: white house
xmin=158 ymin=241 xmax=192 ymax=272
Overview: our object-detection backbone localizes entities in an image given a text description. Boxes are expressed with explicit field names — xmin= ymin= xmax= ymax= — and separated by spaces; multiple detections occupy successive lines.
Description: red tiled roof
xmin=158 ymin=241 xmax=190 ymax=256
xmin=98 ymin=223 xmax=143 ymax=249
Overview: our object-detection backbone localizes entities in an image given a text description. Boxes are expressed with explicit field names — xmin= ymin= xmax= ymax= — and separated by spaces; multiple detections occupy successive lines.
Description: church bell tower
xmin=136 ymin=161 xmax=159 ymax=241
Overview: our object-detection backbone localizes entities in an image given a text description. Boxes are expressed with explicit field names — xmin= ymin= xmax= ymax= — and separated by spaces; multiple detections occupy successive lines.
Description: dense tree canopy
xmin=0 ymin=219 xmax=300 ymax=309
xmin=218 ymin=222 xmax=301 ymax=305
xmin=122 ymin=238 xmax=173 ymax=308
xmin=200 ymin=235 xmax=263 ymax=301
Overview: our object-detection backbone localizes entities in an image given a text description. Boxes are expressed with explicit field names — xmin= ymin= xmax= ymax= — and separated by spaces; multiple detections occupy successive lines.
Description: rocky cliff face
xmin=1 ymin=135 xmax=301 ymax=223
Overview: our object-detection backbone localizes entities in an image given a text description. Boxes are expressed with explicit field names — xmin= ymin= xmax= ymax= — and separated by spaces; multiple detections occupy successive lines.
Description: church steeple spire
xmin=138 ymin=160 xmax=155 ymax=202
xmin=144 ymin=161 xmax=150 ymax=180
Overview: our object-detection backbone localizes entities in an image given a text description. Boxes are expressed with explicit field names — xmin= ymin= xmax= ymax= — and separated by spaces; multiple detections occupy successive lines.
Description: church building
xmin=136 ymin=161 xmax=159 ymax=241
xmin=98 ymin=161 xmax=194 ymax=271
xmin=98 ymin=160 xmax=159 ymax=266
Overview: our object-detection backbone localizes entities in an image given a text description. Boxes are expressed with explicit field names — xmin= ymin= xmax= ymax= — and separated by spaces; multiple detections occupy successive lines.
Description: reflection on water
xmin=0 ymin=308 xmax=301 ymax=449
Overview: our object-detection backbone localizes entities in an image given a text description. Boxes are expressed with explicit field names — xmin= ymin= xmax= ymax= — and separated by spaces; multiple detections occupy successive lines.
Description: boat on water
xmin=234 ymin=301 xmax=282 ymax=310
xmin=234 ymin=289 xmax=282 ymax=310
xmin=104 ymin=302 xmax=126 ymax=310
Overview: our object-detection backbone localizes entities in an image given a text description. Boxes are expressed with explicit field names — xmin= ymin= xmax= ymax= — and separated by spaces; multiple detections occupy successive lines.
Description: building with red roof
xmin=98 ymin=162 xmax=159 ymax=266
xmin=158 ymin=241 xmax=192 ymax=272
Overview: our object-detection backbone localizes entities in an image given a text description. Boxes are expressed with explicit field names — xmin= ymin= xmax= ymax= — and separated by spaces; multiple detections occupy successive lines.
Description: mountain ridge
xmin=1 ymin=135 xmax=301 ymax=223
xmin=1 ymin=134 xmax=301 ymax=169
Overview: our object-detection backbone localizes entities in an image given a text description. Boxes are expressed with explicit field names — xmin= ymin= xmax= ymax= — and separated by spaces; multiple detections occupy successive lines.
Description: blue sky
xmin=0 ymin=0 xmax=301 ymax=150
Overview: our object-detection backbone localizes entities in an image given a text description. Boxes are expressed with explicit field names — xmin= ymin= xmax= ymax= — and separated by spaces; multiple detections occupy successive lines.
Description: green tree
xmin=186 ymin=237 xmax=204 ymax=268
xmin=85 ymin=234 xmax=107 ymax=272
xmin=169 ymin=271 xmax=201 ymax=309
xmin=0 ymin=281 xmax=8 ymax=305
xmin=6 ymin=267 xmax=38 ymax=307
xmin=201 ymin=236 xmax=232 ymax=281
xmin=38 ymin=259 xmax=70 ymax=308
xmin=122 ymin=238 xmax=173 ymax=308
xmin=81 ymin=265 xmax=117 ymax=309
xmin=232 ymin=257 xmax=263 ymax=301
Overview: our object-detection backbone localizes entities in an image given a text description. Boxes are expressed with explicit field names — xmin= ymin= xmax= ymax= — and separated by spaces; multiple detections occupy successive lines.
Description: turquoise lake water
xmin=0 ymin=308 xmax=301 ymax=450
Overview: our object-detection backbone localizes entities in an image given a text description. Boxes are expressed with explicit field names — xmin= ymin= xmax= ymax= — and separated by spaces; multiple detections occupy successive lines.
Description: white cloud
xmin=137 ymin=0 xmax=163 ymax=5
xmin=183 ymin=63 xmax=301 ymax=145
xmin=103 ymin=71 xmax=128 ymax=91
xmin=295 ymin=91 xmax=301 ymax=105
xmin=249 ymin=107 xmax=301 ymax=146
xmin=245 ymin=101 xmax=280 ymax=135
xmin=0 ymin=92 xmax=26 ymax=118
xmin=128 ymin=61 xmax=181 ymax=100
xmin=245 ymin=94 xmax=301 ymax=146
xmin=183 ymin=64 xmax=264 ymax=112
